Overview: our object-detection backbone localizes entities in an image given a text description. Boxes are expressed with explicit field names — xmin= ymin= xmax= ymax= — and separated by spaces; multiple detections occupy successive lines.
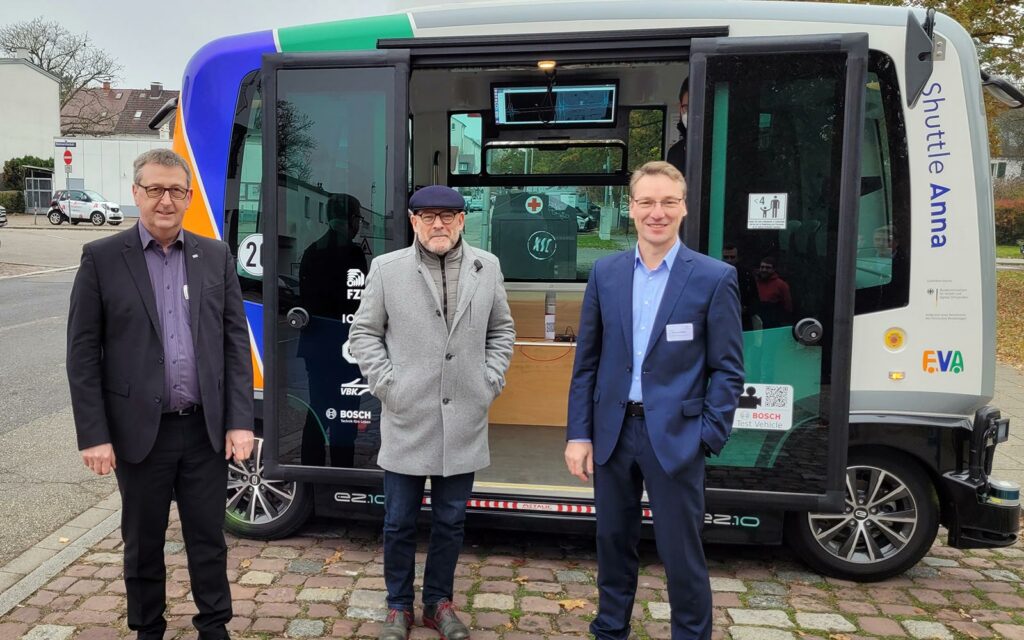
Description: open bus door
xmin=259 ymin=50 xmax=410 ymax=504
xmin=686 ymin=34 xmax=867 ymax=513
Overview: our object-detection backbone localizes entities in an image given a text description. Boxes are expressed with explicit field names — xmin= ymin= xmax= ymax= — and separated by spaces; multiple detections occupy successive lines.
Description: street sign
xmin=54 ymin=141 xmax=77 ymax=148
xmin=63 ymin=150 xmax=72 ymax=165
xmin=65 ymin=165 xmax=72 ymax=174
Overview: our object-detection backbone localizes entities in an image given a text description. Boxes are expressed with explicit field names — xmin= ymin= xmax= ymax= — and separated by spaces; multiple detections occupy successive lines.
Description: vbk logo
xmin=922 ymin=350 xmax=964 ymax=374
xmin=346 ymin=268 xmax=365 ymax=299
xmin=340 ymin=377 xmax=370 ymax=396
xmin=527 ymin=230 xmax=557 ymax=261
xmin=525 ymin=195 xmax=544 ymax=215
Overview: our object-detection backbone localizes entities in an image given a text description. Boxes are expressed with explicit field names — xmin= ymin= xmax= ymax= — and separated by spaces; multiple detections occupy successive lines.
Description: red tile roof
xmin=60 ymin=85 xmax=179 ymax=137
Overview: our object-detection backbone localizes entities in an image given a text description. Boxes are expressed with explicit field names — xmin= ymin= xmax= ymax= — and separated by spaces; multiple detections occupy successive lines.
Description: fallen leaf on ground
xmin=558 ymin=598 xmax=589 ymax=611
xmin=324 ymin=550 xmax=343 ymax=566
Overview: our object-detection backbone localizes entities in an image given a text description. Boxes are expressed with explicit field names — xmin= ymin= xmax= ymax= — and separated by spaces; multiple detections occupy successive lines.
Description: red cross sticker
xmin=525 ymin=196 xmax=544 ymax=215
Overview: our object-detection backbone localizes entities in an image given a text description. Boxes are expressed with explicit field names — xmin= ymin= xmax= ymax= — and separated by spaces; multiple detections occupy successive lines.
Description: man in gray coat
xmin=349 ymin=185 xmax=515 ymax=640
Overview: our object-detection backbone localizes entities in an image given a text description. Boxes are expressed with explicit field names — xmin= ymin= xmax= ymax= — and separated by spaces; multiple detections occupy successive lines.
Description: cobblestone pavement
xmin=2 ymin=506 xmax=1024 ymax=640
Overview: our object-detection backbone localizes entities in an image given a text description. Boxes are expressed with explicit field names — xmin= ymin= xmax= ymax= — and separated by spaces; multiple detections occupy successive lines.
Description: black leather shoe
xmin=379 ymin=608 xmax=413 ymax=640
xmin=423 ymin=598 xmax=470 ymax=640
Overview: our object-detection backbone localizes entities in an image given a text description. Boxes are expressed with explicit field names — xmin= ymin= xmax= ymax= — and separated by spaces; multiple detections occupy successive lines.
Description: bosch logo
xmin=527 ymin=231 xmax=557 ymax=261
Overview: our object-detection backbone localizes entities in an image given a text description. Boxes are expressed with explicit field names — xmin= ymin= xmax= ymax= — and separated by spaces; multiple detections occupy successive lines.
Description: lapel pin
xmin=192 ymin=254 xmax=198 ymax=259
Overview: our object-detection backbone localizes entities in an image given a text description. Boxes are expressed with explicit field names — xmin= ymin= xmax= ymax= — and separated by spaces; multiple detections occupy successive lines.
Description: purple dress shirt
xmin=138 ymin=223 xmax=200 ymax=412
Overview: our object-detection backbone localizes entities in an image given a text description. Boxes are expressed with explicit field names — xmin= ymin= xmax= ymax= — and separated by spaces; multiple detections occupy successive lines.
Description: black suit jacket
xmin=67 ymin=226 xmax=253 ymax=464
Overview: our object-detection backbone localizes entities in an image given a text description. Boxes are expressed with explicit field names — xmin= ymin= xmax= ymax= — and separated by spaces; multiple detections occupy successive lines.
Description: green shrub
xmin=0 ymin=190 xmax=24 ymax=213
xmin=994 ymin=199 xmax=1024 ymax=245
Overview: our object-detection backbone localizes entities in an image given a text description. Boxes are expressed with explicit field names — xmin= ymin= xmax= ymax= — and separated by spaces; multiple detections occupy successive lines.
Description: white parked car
xmin=48 ymin=189 xmax=124 ymax=226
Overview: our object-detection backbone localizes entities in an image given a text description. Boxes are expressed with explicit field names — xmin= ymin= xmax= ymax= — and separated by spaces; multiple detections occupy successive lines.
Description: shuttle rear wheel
xmin=787 ymin=450 xmax=938 ymax=581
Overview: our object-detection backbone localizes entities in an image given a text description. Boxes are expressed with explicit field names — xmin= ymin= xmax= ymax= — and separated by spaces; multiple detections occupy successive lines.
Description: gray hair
xmin=133 ymin=149 xmax=192 ymax=188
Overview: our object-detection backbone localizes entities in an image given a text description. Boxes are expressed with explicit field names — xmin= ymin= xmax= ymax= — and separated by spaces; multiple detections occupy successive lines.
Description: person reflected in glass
xmin=755 ymin=255 xmax=793 ymax=328
xmin=297 ymin=193 xmax=368 ymax=468
xmin=722 ymin=243 xmax=761 ymax=331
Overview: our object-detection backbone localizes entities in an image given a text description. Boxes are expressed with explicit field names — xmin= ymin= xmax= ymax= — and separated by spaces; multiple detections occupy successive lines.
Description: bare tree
xmin=0 ymin=17 xmax=122 ymax=109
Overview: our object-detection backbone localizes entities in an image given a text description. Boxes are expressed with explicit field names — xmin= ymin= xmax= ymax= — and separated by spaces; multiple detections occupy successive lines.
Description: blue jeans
xmin=383 ymin=470 xmax=475 ymax=610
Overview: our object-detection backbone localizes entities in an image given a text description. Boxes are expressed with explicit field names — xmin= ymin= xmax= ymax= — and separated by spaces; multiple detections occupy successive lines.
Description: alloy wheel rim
xmin=806 ymin=464 xmax=918 ymax=564
xmin=225 ymin=437 xmax=298 ymax=524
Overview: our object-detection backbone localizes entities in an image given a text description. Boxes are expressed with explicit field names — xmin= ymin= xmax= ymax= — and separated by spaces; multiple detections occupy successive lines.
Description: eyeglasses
xmin=632 ymin=198 xmax=684 ymax=213
xmin=136 ymin=183 xmax=189 ymax=200
xmin=415 ymin=210 xmax=460 ymax=224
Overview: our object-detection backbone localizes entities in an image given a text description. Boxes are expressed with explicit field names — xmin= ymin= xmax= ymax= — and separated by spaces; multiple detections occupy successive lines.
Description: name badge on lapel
xmin=665 ymin=323 xmax=694 ymax=342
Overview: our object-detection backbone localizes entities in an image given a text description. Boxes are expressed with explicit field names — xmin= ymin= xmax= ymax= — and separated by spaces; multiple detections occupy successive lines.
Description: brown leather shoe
xmin=378 ymin=608 xmax=413 ymax=640
xmin=422 ymin=599 xmax=470 ymax=640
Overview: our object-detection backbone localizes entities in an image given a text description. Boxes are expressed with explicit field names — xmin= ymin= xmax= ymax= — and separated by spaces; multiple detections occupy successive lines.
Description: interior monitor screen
xmin=493 ymin=82 xmax=617 ymax=127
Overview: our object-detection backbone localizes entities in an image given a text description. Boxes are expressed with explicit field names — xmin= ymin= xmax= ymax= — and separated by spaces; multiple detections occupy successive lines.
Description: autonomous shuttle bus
xmin=160 ymin=1 xmax=1024 ymax=580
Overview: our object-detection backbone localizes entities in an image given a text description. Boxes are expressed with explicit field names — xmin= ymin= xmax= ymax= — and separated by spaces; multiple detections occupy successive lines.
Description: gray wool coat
xmin=348 ymin=242 xmax=516 ymax=477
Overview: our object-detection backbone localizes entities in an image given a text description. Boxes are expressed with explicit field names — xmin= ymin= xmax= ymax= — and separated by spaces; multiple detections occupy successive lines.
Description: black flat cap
xmin=408 ymin=185 xmax=465 ymax=211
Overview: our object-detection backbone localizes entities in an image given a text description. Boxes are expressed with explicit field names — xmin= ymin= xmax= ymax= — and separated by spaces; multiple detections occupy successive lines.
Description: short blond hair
xmin=629 ymin=160 xmax=686 ymax=198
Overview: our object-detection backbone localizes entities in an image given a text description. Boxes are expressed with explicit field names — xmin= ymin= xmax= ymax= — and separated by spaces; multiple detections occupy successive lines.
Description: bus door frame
xmin=685 ymin=33 xmax=869 ymax=512
xmin=260 ymin=49 xmax=411 ymax=484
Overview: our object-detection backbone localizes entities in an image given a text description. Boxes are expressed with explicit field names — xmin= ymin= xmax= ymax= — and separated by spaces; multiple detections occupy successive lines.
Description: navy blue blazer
xmin=567 ymin=243 xmax=745 ymax=477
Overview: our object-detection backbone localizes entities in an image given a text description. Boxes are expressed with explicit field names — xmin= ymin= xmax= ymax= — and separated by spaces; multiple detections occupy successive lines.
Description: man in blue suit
xmin=565 ymin=161 xmax=744 ymax=639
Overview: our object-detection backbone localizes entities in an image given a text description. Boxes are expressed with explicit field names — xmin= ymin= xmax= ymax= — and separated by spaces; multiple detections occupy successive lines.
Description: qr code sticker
xmin=763 ymin=385 xmax=789 ymax=408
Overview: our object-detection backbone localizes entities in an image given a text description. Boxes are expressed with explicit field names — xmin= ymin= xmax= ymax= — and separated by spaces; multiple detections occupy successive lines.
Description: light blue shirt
xmin=629 ymin=239 xmax=681 ymax=402
xmin=568 ymin=240 xmax=681 ymax=443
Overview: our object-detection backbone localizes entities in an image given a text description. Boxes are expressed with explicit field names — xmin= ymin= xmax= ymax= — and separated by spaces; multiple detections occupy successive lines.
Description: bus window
xmin=853 ymin=52 xmax=909 ymax=313
xmin=450 ymin=113 xmax=482 ymax=175
xmin=224 ymin=71 xmax=265 ymax=300
xmin=451 ymin=107 xmax=662 ymax=282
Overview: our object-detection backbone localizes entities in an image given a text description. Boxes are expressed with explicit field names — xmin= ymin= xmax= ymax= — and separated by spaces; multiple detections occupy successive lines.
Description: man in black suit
xmin=67 ymin=148 xmax=254 ymax=639
xmin=665 ymin=78 xmax=689 ymax=177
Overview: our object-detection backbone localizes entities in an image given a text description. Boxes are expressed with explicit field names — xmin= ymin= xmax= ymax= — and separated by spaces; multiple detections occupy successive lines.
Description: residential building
xmin=0 ymin=53 xmax=60 ymax=164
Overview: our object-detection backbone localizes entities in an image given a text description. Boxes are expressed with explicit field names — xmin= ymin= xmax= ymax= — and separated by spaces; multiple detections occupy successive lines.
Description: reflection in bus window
xmin=450 ymin=107 xmax=662 ymax=282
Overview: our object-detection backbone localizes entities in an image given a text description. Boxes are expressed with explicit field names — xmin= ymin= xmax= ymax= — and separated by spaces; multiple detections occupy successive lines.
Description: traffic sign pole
xmin=63 ymin=149 xmax=72 ymax=191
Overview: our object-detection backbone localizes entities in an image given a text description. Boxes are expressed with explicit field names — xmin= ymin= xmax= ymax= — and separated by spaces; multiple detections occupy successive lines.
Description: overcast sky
xmin=2 ymin=0 xmax=471 ymax=90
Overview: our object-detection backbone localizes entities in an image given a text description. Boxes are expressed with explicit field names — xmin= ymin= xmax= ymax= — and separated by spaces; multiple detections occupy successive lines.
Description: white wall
xmin=54 ymin=136 xmax=172 ymax=216
xmin=0 ymin=60 xmax=60 ymax=164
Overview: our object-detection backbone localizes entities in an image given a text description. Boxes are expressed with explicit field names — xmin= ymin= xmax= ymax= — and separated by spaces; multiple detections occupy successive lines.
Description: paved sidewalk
xmin=2 ymin=505 xmax=1024 ymax=640
xmin=0 ymin=366 xmax=1022 ymax=639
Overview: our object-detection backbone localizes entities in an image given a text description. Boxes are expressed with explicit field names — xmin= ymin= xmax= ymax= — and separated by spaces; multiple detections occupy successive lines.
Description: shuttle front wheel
xmin=224 ymin=437 xmax=313 ymax=540
xmin=787 ymin=450 xmax=939 ymax=582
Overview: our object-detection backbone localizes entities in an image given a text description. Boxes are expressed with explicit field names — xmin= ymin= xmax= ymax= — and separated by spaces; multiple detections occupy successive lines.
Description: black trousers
xmin=591 ymin=416 xmax=711 ymax=640
xmin=114 ymin=411 xmax=231 ymax=639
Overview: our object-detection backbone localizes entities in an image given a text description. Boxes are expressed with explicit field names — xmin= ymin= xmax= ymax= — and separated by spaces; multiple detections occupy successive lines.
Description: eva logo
xmin=922 ymin=350 xmax=964 ymax=374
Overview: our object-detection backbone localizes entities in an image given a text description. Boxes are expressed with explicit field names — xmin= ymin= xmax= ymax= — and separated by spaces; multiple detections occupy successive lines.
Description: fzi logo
xmin=340 ymin=377 xmax=370 ymax=396
xmin=922 ymin=350 xmax=965 ymax=374
xmin=527 ymin=230 xmax=557 ymax=261
xmin=347 ymin=269 xmax=365 ymax=299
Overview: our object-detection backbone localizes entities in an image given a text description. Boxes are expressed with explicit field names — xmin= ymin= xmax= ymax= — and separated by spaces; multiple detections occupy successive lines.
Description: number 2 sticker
xmin=238 ymin=233 xmax=263 ymax=277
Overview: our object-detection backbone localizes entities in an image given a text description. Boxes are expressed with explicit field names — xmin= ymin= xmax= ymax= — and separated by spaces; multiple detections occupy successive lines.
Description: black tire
xmin=223 ymin=437 xmax=313 ymax=540
xmin=48 ymin=210 xmax=64 ymax=225
xmin=786 ymin=449 xmax=939 ymax=582
xmin=90 ymin=211 xmax=105 ymax=226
